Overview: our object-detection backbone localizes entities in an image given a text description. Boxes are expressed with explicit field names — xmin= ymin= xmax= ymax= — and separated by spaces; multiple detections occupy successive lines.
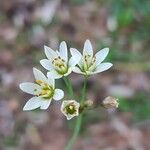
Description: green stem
xmin=65 ymin=115 xmax=82 ymax=150
xmin=66 ymin=77 xmax=74 ymax=98
xmin=81 ymin=77 xmax=87 ymax=103
xmin=65 ymin=77 xmax=88 ymax=150
xmin=63 ymin=77 xmax=74 ymax=98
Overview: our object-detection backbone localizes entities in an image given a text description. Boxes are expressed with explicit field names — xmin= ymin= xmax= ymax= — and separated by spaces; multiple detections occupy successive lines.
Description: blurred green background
xmin=0 ymin=0 xmax=150 ymax=150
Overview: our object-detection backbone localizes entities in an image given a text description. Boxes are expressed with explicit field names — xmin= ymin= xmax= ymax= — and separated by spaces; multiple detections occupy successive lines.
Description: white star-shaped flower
xmin=19 ymin=68 xmax=64 ymax=111
xmin=72 ymin=39 xmax=113 ymax=76
xmin=61 ymin=100 xmax=80 ymax=120
xmin=40 ymin=41 xmax=81 ymax=79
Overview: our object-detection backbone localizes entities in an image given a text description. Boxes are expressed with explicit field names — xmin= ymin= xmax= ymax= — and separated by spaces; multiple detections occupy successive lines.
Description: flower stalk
xmin=65 ymin=77 xmax=88 ymax=150
xmin=63 ymin=76 xmax=74 ymax=98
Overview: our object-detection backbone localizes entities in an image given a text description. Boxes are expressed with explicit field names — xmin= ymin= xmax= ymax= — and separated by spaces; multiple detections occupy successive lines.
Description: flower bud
xmin=102 ymin=96 xmax=119 ymax=109
xmin=79 ymin=100 xmax=93 ymax=113
xmin=61 ymin=100 xmax=80 ymax=120
xmin=84 ymin=100 xmax=93 ymax=107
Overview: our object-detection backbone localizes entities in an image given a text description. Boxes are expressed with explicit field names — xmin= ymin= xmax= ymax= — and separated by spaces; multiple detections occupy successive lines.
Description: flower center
xmin=52 ymin=56 xmax=68 ymax=75
xmin=35 ymin=80 xmax=54 ymax=100
xmin=83 ymin=54 xmax=96 ymax=73
xmin=66 ymin=103 xmax=76 ymax=115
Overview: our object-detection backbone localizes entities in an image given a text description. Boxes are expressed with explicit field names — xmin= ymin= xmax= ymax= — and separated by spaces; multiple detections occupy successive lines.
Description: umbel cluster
xmin=19 ymin=40 xmax=118 ymax=120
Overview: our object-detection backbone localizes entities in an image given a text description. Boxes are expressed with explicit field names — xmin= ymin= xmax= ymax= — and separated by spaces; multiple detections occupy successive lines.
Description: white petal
xmin=64 ymin=68 xmax=72 ymax=76
xmin=66 ymin=115 xmax=73 ymax=120
xmin=33 ymin=67 xmax=47 ymax=82
xmin=95 ymin=48 xmax=109 ymax=65
xmin=44 ymin=45 xmax=57 ymax=60
xmin=93 ymin=63 xmax=113 ymax=74
xmin=69 ymin=48 xmax=82 ymax=67
xmin=72 ymin=67 xmax=85 ymax=75
xmin=56 ymin=50 xmax=59 ymax=54
xmin=59 ymin=41 xmax=68 ymax=61
xmin=53 ymin=89 xmax=64 ymax=101
xmin=40 ymin=59 xmax=53 ymax=71
xmin=47 ymin=70 xmax=62 ymax=79
xmin=83 ymin=39 xmax=93 ymax=56
xmin=40 ymin=99 xmax=51 ymax=110
xmin=78 ymin=58 xmax=84 ymax=68
xmin=47 ymin=77 xmax=55 ymax=87
xmin=70 ymin=48 xmax=82 ymax=57
xmin=23 ymin=97 xmax=42 ymax=111
xmin=19 ymin=82 xmax=41 ymax=95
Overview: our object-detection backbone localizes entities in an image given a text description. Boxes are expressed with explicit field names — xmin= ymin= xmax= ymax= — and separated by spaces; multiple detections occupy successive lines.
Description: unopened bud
xmin=102 ymin=96 xmax=119 ymax=109
xmin=79 ymin=100 xmax=93 ymax=113
xmin=84 ymin=100 xmax=93 ymax=107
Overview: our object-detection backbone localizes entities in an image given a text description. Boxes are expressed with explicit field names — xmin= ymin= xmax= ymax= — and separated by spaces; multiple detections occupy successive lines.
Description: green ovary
xmin=66 ymin=104 xmax=76 ymax=115
xmin=52 ymin=56 xmax=68 ymax=75
xmin=82 ymin=55 xmax=96 ymax=74
xmin=40 ymin=86 xmax=54 ymax=99
xmin=36 ymin=80 xmax=54 ymax=100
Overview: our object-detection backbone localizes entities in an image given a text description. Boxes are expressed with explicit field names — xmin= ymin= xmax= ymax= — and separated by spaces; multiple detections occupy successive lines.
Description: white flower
xmin=72 ymin=39 xmax=113 ymax=76
xmin=40 ymin=41 xmax=81 ymax=79
xmin=61 ymin=100 xmax=80 ymax=120
xmin=19 ymin=68 xmax=64 ymax=111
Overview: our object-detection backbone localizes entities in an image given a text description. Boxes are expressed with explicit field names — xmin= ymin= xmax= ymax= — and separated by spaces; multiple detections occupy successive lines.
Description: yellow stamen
xmin=36 ymin=80 xmax=43 ymax=85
